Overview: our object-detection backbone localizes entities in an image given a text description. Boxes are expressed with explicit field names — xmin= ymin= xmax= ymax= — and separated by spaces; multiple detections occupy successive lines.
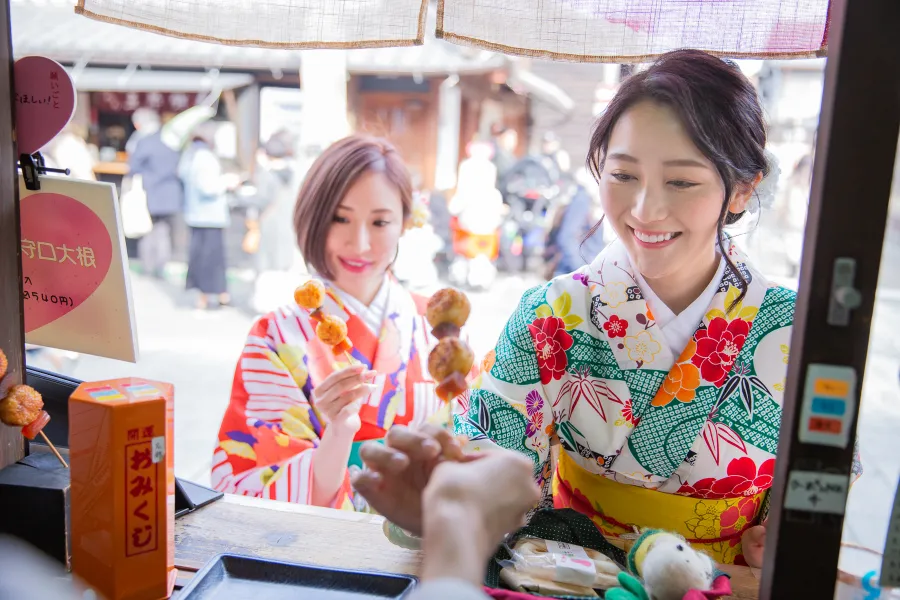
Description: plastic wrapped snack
xmin=498 ymin=537 xmax=623 ymax=596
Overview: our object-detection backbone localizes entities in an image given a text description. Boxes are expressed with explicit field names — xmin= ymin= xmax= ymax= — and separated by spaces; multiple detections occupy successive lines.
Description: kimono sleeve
xmin=454 ymin=284 xmax=556 ymax=501
xmin=211 ymin=314 xmax=354 ymax=508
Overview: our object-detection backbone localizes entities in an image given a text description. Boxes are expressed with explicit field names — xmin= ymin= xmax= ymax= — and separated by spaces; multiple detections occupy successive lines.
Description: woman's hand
xmin=353 ymin=424 xmax=467 ymax=536
xmin=313 ymin=364 xmax=376 ymax=437
xmin=741 ymin=520 xmax=767 ymax=569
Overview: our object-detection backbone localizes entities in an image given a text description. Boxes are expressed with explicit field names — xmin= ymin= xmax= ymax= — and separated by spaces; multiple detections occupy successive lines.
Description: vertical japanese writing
xmin=50 ymin=70 xmax=60 ymax=109
xmin=125 ymin=440 xmax=158 ymax=557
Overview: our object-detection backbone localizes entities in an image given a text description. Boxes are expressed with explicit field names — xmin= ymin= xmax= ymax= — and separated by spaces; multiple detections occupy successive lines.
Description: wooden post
xmin=760 ymin=0 xmax=900 ymax=598
xmin=0 ymin=0 xmax=26 ymax=469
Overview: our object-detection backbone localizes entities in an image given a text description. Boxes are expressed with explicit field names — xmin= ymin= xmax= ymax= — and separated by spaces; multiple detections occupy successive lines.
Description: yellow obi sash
xmin=553 ymin=450 xmax=764 ymax=565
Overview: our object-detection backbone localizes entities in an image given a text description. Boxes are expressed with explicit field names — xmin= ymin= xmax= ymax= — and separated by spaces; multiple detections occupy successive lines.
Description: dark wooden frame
xmin=0 ymin=0 xmax=25 ymax=470
xmin=760 ymin=0 xmax=900 ymax=597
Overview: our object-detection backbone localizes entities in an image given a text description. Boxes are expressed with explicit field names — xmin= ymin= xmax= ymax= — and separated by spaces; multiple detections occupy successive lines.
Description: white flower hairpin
xmin=747 ymin=149 xmax=782 ymax=214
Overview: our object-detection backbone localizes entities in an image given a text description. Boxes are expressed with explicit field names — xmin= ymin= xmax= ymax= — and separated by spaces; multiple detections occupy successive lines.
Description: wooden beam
xmin=760 ymin=0 xmax=900 ymax=597
xmin=0 ymin=0 xmax=25 ymax=469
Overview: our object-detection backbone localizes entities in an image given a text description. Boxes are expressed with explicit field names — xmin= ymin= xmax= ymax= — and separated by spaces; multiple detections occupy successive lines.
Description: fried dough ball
xmin=426 ymin=288 xmax=471 ymax=336
xmin=316 ymin=314 xmax=349 ymax=347
xmin=428 ymin=337 xmax=475 ymax=383
xmin=0 ymin=384 xmax=44 ymax=427
xmin=294 ymin=280 xmax=326 ymax=311
xmin=0 ymin=348 xmax=7 ymax=381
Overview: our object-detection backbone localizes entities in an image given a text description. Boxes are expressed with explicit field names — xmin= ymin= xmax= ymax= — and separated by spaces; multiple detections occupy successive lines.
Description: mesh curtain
xmin=75 ymin=0 xmax=831 ymax=60
xmin=75 ymin=0 xmax=429 ymax=49
xmin=436 ymin=0 xmax=831 ymax=62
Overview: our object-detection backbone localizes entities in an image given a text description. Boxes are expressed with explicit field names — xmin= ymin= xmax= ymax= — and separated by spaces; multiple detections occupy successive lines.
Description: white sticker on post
xmin=784 ymin=471 xmax=849 ymax=515
xmin=545 ymin=540 xmax=590 ymax=561
xmin=151 ymin=436 xmax=165 ymax=464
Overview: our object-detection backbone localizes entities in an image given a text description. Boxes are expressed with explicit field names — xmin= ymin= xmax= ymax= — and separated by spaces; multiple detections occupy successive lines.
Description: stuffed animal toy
xmin=606 ymin=530 xmax=730 ymax=600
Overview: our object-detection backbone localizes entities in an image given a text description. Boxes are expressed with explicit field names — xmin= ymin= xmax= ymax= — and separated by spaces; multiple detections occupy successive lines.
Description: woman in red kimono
xmin=212 ymin=135 xmax=442 ymax=510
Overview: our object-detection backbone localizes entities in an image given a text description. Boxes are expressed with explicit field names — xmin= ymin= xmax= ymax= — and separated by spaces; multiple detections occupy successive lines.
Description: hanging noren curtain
xmin=75 ymin=0 xmax=430 ymax=49
xmin=436 ymin=0 xmax=831 ymax=63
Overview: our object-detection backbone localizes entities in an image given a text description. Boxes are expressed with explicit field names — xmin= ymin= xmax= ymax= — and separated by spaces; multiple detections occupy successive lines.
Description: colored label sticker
xmin=799 ymin=364 xmax=856 ymax=449
xmin=86 ymin=386 xmax=125 ymax=401
xmin=124 ymin=384 xmax=161 ymax=398
xmin=814 ymin=378 xmax=850 ymax=397
xmin=809 ymin=417 xmax=843 ymax=434
xmin=811 ymin=397 xmax=846 ymax=416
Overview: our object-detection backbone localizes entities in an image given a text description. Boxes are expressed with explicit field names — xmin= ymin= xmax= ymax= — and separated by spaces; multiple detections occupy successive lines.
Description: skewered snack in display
xmin=0 ymin=348 xmax=7 ymax=381
xmin=294 ymin=279 xmax=356 ymax=361
xmin=426 ymin=288 xmax=474 ymax=403
xmin=0 ymin=384 xmax=67 ymax=467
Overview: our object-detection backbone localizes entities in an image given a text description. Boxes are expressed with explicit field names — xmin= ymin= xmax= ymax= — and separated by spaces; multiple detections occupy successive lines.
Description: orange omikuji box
xmin=69 ymin=378 xmax=175 ymax=600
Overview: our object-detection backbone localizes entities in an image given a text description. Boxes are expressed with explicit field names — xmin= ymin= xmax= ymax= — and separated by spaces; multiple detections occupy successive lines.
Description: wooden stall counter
xmin=173 ymin=495 xmax=761 ymax=599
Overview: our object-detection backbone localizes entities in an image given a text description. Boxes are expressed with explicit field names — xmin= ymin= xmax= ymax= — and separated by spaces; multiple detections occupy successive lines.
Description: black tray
xmin=178 ymin=554 xmax=417 ymax=599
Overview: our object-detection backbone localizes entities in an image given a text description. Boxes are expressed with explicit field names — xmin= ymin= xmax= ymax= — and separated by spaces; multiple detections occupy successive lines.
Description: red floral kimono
xmin=212 ymin=277 xmax=439 ymax=510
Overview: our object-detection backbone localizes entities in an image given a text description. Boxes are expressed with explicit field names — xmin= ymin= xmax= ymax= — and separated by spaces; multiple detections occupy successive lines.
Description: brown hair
xmin=293 ymin=134 xmax=413 ymax=280
xmin=585 ymin=49 xmax=768 ymax=310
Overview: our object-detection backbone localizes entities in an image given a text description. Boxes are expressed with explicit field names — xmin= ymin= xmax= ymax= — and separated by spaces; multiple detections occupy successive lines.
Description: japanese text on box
xmin=125 ymin=426 xmax=158 ymax=557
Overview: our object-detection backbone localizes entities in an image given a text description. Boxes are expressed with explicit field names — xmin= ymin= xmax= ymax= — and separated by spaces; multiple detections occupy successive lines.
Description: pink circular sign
xmin=14 ymin=56 xmax=76 ymax=156
xmin=20 ymin=192 xmax=112 ymax=333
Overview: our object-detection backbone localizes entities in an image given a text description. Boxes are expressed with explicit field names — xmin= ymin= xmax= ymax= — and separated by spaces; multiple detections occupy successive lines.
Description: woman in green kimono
xmin=354 ymin=49 xmax=859 ymax=569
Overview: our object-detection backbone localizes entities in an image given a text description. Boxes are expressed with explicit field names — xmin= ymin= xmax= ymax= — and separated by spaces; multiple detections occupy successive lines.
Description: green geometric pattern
xmin=625 ymin=285 xmax=795 ymax=477
xmin=713 ymin=396 xmax=782 ymax=454
xmin=490 ymin=284 xmax=547 ymax=385
xmin=628 ymin=384 xmax=719 ymax=476
xmin=623 ymin=370 xmax=668 ymax=419
xmin=455 ymin=388 xmax=541 ymax=475
xmin=567 ymin=330 xmax=623 ymax=380
xmin=706 ymin=286 xmax=794 ymax=454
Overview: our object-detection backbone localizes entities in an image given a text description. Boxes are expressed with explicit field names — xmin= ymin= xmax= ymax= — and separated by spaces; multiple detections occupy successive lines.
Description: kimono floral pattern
xmin=212 ymin=278 xmax=440 ymax=509
xmin=456 ymin=238 xmax=803 ymax=564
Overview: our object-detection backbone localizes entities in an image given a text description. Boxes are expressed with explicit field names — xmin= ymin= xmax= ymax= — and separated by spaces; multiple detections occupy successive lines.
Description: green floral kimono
xmin=455 ymin=238 xmax=798 ymax=564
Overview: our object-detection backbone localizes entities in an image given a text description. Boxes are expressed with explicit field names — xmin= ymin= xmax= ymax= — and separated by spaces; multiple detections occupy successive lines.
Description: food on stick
xmin=425 ymin=288 xmax=471 ymax=339
xmin=426 ymin=288 xmax=474 ymax=403
xmin=0 ymin=384 xmax=44 ymax=426
xmin=295 ymin=280 xmax=355 ymax=357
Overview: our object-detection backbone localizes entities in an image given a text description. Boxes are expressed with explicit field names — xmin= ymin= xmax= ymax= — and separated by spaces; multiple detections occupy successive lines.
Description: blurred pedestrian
xmin=128 ymin=110 xmax=183 ymax=279
xmin=179 ymin=121 xmax=234 ymax=310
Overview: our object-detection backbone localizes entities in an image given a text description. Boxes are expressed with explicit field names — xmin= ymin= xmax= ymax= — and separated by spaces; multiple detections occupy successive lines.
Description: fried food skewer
xmin=0 ymin=384 xmax=67 ymax=468
xmin=295 ymin=280 xmax=356 ymax=366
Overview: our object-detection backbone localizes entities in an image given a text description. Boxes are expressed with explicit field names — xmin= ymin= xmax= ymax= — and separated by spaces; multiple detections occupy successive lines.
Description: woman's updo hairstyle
xmin=587 ymin=49 xmax=770 ymax=306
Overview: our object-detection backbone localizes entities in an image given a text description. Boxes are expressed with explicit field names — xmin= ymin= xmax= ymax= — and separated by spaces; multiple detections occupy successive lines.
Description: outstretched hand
xmin=353 ymin=424 xmax=468 ymax=536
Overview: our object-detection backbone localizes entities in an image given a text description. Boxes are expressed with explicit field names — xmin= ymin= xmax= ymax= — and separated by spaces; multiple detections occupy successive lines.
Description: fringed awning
xmin=435 ymin=0 xmax=831 ymax=63
xmin=72 ymin=0 xmax=831 ymax=62
xmin=74 ymin=0 xmax=429 ymax=49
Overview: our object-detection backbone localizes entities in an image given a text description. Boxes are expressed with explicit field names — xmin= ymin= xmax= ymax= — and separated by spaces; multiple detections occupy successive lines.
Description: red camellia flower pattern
xmin=528 ymin=316 xmax=574 ymax=385
xmin=691 ymin=317 xmax=751 ymax=386
xmin=720 ymin=496 xmax=761 ymax=547
xmin=676 ymin=457 xmax=775 ymax=499
xmin=603 ymin=315 xmax=628 ymax=339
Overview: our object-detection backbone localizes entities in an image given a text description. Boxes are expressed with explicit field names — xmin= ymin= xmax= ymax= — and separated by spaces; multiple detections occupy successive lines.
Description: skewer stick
xmin=343 ymin=350 xmax=355 ymax=365
xmin=39 ymin=431 xmax=68 ymax=468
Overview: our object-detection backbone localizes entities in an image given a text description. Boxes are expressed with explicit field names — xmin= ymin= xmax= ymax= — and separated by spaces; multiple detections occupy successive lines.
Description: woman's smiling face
xmin=598 ymin=101 xmax=751 ymax=288
xmin=323 ymin=170 xmax=404 ymax=304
